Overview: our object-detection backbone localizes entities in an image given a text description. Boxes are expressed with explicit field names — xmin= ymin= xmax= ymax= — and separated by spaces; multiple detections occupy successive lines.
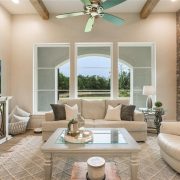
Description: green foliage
xmin=58 ymin=73 xmax=69 ymax=90
xmin=119 ymin=89 xmax=130 ymax=97
xmin=78 ymin=75 xmax=110 ymax=90
xmin=155 ymin=101 xmax=163 ymax=107
xmin=58 ymin=71 xmax=130 ymax=97
xmin=119 ymin=71 xmax=130 ymax=90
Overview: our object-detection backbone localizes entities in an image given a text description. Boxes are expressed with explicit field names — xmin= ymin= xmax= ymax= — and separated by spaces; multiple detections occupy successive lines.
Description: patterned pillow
xmin=9 ymin=115 xmax=30 ymax=135
xmin=9 ymin=121 xmax=28 ymax=135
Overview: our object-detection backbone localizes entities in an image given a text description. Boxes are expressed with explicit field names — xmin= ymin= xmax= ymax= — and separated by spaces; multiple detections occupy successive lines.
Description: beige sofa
xmin=42 ymin=99 xmax=147 ymax=142
xmin=158 ymin=122 xmax=180 ymax=173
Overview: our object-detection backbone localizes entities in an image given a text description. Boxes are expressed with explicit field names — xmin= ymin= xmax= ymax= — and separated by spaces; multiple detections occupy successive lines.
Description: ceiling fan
xmin=56 ymin=0 xmax=126 ymax=32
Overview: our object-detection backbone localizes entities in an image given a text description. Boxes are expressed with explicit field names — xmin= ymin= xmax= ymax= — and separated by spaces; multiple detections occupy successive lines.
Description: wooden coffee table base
xmin=71 ymin=162 xmax=120 ymax=180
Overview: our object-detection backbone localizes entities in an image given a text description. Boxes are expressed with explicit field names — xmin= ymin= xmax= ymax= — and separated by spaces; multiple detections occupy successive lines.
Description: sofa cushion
xmin=59 ymin=99 xmax=82 ymax=113
xmin=45 ymin=111 xmax=54 ymax=121
xmin=158 ymin=133 xmax=180 ymax=161
xmin=134 ymin=110 xmax=144 ymax=121
xmin=105 ymin=99 xmax=129 ymax=110
xmin=105 ymin=105 xmax=122 ymax=121
xmin=94 ymin=120 xmax=147 ymax=132
xmin=160 ymin=122 xmax=180 ymax=136
xmin=121 ymin=105 xmax=136 ymax=121
xmin=42 ymin=121 xmax=68 ymax=131
xmin=50 ymin=104 xmax=66 ymax=120
xmin=84 ymin=119 xmax=94 ymax=128
xmin=82 ymin=100 xmax=106 ymax=119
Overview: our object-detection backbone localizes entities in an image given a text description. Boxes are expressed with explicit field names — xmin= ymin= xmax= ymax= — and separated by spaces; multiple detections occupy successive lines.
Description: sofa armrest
xmin=134 ymin=110 xmax=144 ymax=121
xmin=160 ymin=122 xmax=180 ymax=136
xmin=45 ymin=111 xmax=54 ymax=121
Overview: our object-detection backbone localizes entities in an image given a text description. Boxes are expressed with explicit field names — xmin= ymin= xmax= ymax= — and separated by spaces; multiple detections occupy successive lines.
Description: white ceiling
xmin=0 ymin=0 xmax=180 ymax=15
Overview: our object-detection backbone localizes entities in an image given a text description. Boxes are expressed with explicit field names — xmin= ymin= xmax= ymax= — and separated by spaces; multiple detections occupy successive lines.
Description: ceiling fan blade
xmin=101 ymin=0 xmax=126 ymax=10
xmin=80 ymin=0 xmax=91 ymax=6
xmin=84 ymin=16 xmax=95 ymax=32
xmin=56 ymin=11 xmax=85 ymax=19
xmin=102 ymin=13 xmax=124 ymax=26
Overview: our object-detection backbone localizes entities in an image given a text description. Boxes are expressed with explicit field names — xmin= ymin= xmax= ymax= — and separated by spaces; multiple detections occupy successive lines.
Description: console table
xmin=0 ymin=96 xmax=12 ymax=144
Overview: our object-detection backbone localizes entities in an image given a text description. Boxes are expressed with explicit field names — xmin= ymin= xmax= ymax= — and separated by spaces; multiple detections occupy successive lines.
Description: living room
xmin=0 ymin=0 xmax=179 ymax=179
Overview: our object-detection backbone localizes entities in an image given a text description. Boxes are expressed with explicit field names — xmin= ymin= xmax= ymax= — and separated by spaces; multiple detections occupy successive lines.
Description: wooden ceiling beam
xmin=30 ymin=0 xmax=49 ymax=20
xmin=140 ymin=0 xmax=160 ymax=19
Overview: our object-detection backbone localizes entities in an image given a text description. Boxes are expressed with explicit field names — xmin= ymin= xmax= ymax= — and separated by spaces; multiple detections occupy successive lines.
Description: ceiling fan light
xmin=11 ymin=0 xmax=20 ymax=4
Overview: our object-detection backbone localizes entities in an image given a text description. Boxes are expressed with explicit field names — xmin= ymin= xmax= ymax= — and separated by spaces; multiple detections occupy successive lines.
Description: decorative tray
xmin=64 ymin=130 xmax=93 ymax=144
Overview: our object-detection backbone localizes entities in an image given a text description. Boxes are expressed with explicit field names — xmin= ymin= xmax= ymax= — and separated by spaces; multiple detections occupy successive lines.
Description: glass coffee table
xmin=41 ymin=128 xmax=140 ymax=180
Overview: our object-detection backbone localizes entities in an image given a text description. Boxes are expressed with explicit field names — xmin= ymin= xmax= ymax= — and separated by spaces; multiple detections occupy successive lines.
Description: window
xmin=33 ymin=43 xmax=155 ymax=114
xmin=77 ymin=56 xmax=111 ymax=98
xmin=76 ymin=44 xmax=112 ymax=99
xmin=58 ymin=61 xmax=70 ymax=99
xmin=118 ymin=43 xmax=155 ymax=108
xmin=33 ymin=44 xmax=70 ymax=113
xmin=118 ymin=62 xmax=131 ymax=99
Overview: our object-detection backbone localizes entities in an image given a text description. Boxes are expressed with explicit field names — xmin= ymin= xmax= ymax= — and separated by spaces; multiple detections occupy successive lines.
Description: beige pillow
xmin=65 ymin=104 xmax=78 ymax=121
xmin=105 ymin=105 xmax=122 ymax=121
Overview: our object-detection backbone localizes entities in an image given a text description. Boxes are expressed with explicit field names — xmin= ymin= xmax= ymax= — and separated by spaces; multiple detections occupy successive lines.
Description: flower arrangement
xmin=67 ymin=118 xmax=79 ymax=136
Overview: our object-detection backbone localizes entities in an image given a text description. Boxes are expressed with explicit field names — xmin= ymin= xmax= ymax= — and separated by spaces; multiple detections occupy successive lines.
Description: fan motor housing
xmin=85 ymin=3 xmax=103 ymax=17
xmin=91 ymin=0 xmax=101 ymax=4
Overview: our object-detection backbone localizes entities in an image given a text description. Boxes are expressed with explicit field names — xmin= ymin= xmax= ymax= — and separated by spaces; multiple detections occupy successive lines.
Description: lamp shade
xmin=143 ymin=86 xmax=155 ymax=96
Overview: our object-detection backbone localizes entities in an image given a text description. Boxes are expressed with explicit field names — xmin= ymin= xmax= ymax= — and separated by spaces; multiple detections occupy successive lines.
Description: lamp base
xmin=146 ymin=96 xmax=152 ymax=109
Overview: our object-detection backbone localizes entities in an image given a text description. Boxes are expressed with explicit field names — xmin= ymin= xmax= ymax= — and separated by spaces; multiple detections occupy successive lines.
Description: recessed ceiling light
xmin=11 ymin=0 xmax=20 ymax=4
xmin=171 ymin=0 xmax=176 ymax=2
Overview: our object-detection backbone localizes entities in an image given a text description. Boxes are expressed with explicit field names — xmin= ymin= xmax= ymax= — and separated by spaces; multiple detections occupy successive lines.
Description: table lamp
xmin=143 ymin=86 xmax=155 ymax=109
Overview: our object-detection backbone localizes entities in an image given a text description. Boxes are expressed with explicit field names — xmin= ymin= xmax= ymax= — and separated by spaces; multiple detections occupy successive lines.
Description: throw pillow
xmin=9 ymin=106 xmax=18 ymax=122
xmin=50 ymin=104 xmax=66 ymax=120
xmin=121 ymin=105 xmax=136 ymax=121
xmin=105 ymin=105 xmax=122 ymax=121
xmin=10 ymin=114 xmax=30 ymax=123
xmin=65 ymin=104 xmax=78 ymax=121
xmin=15 ymin=106 xmax=30 ymax=117
xmin=9 ymin=106 xmax=30 ymax=123
xmin=9 ymin=113 xmax=13 ymax=123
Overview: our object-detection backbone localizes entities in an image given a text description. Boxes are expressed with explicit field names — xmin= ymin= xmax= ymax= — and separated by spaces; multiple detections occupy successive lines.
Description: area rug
xmin=0 ymin=132 xmax=179 ymax=180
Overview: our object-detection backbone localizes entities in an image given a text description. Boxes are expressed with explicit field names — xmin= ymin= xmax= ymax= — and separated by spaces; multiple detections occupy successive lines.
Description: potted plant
xmin=154 ymin=101 xmax=164 ymax=112
xmin=155 ymin=101 xmax=163 ymax=108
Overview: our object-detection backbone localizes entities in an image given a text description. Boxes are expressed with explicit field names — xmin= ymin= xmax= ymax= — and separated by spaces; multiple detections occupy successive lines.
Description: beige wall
xmin=0 ymin=5 xmax=11 ymax=95
xmin=10 ymin=13 xmax=176 ymax=124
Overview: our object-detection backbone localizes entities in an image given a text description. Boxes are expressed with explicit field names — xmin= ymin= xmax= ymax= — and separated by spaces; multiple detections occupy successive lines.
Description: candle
xmin=87 ymin=157 xmax=105 ymax=180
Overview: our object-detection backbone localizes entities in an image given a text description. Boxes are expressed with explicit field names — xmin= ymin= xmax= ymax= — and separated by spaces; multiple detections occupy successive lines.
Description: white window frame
xmin=55 ymin=60 xmax=70 ymax=100
xmin=118 ymin=42 xmax=156 ymax=104
xmin=33 ymin=43 xmax=70 ymax=115
xmin=75 ymin=42 xmax=113 ymax=98
xmin=33 ymin=42 xmax=156 ymax=114
xmin=118 ymin=59 xmax=133 ymax=102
